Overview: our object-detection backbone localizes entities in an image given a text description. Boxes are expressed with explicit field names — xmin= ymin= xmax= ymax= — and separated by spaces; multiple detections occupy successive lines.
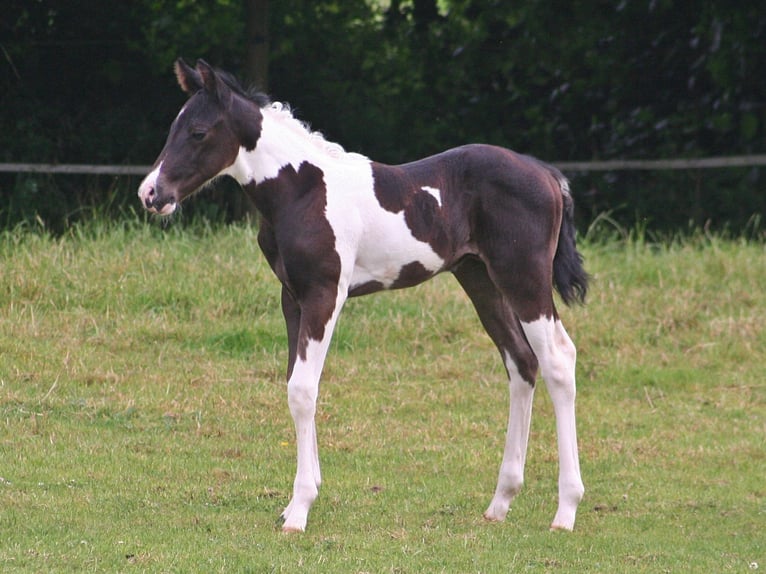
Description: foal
xmin=139 ymin=59 xmax=588 ymax=533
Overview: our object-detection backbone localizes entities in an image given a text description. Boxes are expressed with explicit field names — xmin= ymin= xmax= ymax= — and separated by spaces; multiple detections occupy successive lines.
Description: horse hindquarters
xmin=463 ymin=166 xmax=584 ymax=530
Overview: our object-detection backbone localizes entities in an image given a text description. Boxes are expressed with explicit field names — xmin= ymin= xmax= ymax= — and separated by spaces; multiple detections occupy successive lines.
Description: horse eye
xmin=191 ymin=130 xmax=207 ymax=141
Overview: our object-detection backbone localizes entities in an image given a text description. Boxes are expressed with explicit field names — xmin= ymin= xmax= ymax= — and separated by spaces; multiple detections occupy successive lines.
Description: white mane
xmin=262 ymin=102 xmax=368 ymax=162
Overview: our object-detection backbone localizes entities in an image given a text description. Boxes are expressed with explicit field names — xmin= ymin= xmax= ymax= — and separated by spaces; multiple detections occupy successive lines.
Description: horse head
xmin=138 ymin=59 xmax=262 ymax=215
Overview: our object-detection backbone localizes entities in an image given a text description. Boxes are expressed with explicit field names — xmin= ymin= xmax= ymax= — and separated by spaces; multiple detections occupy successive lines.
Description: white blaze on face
xmin=137 ymin=162 xmax=160 ymax=204
xmin=421 ymin=185 xmax=442 ymax=207
xmin=138 ymin=101 xmax=192 ymax=215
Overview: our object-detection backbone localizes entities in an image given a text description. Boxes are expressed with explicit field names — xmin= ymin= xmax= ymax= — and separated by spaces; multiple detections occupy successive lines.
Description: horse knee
xmin=287 ymin=378 xmax=318 ymax=418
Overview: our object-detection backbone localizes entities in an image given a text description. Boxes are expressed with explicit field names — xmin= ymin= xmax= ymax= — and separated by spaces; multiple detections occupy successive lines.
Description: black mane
xmin=216 ymin=67 xmax=271 ymax=108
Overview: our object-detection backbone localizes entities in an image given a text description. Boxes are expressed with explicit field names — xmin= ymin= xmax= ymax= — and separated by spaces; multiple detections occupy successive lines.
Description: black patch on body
xmin=390 ymin=261 xmax=433 ymax=289
xmin=370 ymin=163 xmax=452 ymax=260
xmin=247 ymin=161 xmax=341 ymax=363
xmin=348 ymin=280 xmax=385 ymax=298
xmin=347 ymin=261 xmax=434 ymax=298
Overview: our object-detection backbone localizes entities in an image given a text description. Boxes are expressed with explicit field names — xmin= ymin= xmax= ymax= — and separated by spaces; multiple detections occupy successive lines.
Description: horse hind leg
xmin=453 ymin=258 xmax=539 ymax=523
xmin=521 ymin=314 xmax=584 ymax=531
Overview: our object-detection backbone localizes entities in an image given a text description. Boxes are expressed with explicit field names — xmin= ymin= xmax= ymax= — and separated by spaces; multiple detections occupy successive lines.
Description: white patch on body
xmin=421 ymin=185 xmax=442 ymax=207
xmin=225 ymin=114 xmax=288 ymax=184
xmin=224 ymin=105 xmax=367 ymax=185
xmin=324 ymin=164 xmax=445 ymax=291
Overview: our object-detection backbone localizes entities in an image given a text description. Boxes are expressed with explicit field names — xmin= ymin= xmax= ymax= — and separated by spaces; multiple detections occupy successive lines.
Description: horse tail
xmin=551 ymin=174 xmax=588 ymax=306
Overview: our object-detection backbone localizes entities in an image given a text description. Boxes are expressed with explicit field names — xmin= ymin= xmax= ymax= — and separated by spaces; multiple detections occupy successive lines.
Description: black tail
xmin=552 ymin=176 xmax=588 ymax=306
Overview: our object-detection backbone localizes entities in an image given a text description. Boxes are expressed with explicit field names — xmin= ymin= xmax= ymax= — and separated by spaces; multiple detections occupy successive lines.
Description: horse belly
xmin=348 ymin=210 xmax=445 ymax=295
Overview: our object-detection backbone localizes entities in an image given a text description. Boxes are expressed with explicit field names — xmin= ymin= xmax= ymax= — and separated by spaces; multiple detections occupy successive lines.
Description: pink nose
xmin=142 ymin=185 xmax=157 ymax=210
xmin=138 ymin=169 xmax=178 ymax=215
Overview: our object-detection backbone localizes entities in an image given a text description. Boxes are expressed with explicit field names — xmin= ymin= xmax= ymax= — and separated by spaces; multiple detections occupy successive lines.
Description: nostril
xmin=143 ymin=186 xmax=157 ymax=208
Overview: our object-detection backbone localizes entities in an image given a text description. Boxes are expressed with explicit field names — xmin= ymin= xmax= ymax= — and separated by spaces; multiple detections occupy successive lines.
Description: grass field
xmin=1 ymin=221 xmax=764 ymax=572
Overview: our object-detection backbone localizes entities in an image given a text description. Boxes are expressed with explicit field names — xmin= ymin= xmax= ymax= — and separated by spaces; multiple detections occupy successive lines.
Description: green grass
xmin=1 ymin=222 xmax=764 ymax=572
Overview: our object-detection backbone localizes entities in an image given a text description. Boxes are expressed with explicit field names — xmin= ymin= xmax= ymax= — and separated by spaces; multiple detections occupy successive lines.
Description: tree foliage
xmin=1 ymin=0 xmax=764 ymax=232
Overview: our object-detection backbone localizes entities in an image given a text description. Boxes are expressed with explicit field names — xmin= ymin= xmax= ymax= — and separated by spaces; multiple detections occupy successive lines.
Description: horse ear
xmin=196 ymin=59 xmax=232 ymax=107
xmin=174 ymin=58 xmax=202 ymax=94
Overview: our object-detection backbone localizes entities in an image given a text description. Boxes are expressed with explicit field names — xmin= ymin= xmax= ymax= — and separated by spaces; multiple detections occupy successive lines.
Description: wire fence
xmin=1 ymin=154 xmax=766 ymax=176
xmin=0 ymin=163 xmax=151 ymax=176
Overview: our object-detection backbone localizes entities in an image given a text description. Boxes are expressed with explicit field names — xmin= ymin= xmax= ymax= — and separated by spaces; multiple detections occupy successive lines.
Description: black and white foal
xmin=139 ymin=59 xmax=589 ymax=533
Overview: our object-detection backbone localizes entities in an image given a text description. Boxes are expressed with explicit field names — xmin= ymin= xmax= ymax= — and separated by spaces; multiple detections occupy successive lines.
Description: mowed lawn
xmin=1 ymin=222 xmax=764 ymax=573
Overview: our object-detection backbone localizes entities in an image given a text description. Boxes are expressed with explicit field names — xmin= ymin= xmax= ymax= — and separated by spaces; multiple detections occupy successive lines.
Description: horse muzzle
xmin=138 ymin=170 xmax=178 ymax=216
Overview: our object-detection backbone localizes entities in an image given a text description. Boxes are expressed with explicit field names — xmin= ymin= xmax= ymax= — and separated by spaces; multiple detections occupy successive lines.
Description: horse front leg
xmin=279 ymin=286 xmax=345 ymax=533
xmin=281 ymin=360 xmax=322 ymax=533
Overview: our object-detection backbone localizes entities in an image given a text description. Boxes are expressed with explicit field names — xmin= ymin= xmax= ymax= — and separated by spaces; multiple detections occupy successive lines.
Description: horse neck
xmin=227 ymin=108 xmax=337 ymax=187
